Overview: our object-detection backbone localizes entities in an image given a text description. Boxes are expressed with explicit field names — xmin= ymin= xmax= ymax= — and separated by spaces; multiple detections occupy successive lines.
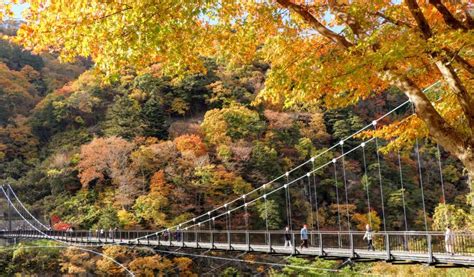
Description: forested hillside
xmin=0 ymin=0 xmax=472 ymax=275
xmin=0 ymin=24 xmax=471 ymax=276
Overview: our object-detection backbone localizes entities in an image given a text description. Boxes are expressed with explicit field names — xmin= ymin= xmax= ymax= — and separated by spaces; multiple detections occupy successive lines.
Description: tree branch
xmin=444 ymin=47 xmax=474 ymax=75
xmin=404 ymin=0 xmax=432 ymax=39
xmin=276 ymin=0 xmax=353 ymax=49
xmin=405 ymin=0 xmax=474 ymax=131
xmin=374 ymin=11 xmax=414 ymax=28
xmin=428 ymin=0 xmax=469 ymax=31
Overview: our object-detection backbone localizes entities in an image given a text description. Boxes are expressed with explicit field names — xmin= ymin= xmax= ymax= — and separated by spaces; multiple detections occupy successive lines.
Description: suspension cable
xmin=333 ymin=160 xmax=342 ymax=234
xmin=167 ymin=138 xmax=377 ymax=233
xmin=361 ymin=143 xmax=372 ymax=228
xmin=340 ymin=142 xmax=351 ymax=230
xmin=411 ymin=103 xmax=429 ymax=233
xmin=436 ymin=143 xmax=447 ymax=205
xmin=0 ymin=186 xmax=135 ymax=277
xmin=397 ymin=150 xmax=409 ymax=232
xmin=373 ymin=123 xmax=387 ymax=232
xmin=312 ymin=159 xmax=320 ymax=232
xmin=285 ymin=173 xmax=292 ymax=231
xmin=307 ymin=173 xmax=314 ymax=231
xmin=415 ymin=138 xmax=429 ymax=233
xmin=6 ymin=184 xmax=49 ymax=230
xmin=263 ymin=185 xmax=269 ymax=243
xmin=133 ymin=81 xmax=441 ymax=241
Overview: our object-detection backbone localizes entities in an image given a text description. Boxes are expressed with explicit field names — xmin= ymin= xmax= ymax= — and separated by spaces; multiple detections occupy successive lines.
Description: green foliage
xmin=256 ymin=199 xmax=283 ymax=229
xmin=104 ymin=95 xmax=143 ymax=139
xmin=0 ymin=39 xmax=44 ymax=71
xmin=270 ymin=257 xmax=339 ymax=277
xmin=0 ymin=241 xmax=61 ymax=275
xmin=250 ymin=141 xmax=282 ymax=179
xmin=432 ymin=203 xmax=473 ymax=231
xmin=96 ymin=206 xmax=120 ymax=229
xmin=202 ymin=105 xmax=266 ymax=145
xmin=295 ymin=137 xmax=317 ymax=160
xmin=141 ymin=95 xmax=168 ymax=139
xmin=221 ymin=266 xmax=241 ymax=277
xmin=133 ymin=193 xmax=168 ymax=228
xmin=53 ymin=190 xmax=100 ymax=228
xmin=331 ymin=114 xmax=364 ymax=145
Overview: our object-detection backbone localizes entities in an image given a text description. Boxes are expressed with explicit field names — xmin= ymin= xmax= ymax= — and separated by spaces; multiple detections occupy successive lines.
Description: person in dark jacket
xmin=284 ymin=226 xmax=292 ymax=248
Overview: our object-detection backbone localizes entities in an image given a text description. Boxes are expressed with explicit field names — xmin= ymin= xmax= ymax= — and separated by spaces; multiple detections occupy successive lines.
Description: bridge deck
xmin=1 ymin=230 xmax=473 ymax=267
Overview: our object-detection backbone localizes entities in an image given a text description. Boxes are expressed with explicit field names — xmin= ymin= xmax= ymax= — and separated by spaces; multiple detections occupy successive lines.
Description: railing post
xmin=350 ymin=232 xmax=355 ymax=258
xmin=246 ymin=231 xmax=251 ymax=251
xmin=195 ymin=230 xmax=199 ymax=248
xmin=228 ymin=230 xmax=232 ymax=250
xmin=210 ymin=230 xmax=215 ymax=249
xmin=427 ymin=234 xmax=433 ymax=264
xmin=169 ymin=231 xmax=172 ymax=246
xmin=268 ymin=232 xmax=272 ymax=253
xmin=181 ymin=231 xmax=185 ymax=247
xmin=319 ymin=233 xmax=324 ymax=256
xmin=385 ymin=233 xmax=391 ymax=261
xmin=292 ymin=232 xmax=297 ymax=255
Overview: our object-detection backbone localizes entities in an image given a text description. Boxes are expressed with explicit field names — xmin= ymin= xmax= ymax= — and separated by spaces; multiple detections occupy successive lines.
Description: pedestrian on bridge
xmin=445 ymin=225 xmax=455 ymax=255
xmin=284 ymin=226 xmax=292 ymax=248
xmin=363 ymin=224 xmax=374 ymax=251
xmin=300 ymin=224 xmax=309 ymax=249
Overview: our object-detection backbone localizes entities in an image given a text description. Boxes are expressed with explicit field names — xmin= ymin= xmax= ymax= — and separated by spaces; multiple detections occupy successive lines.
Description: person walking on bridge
xmin=284 ymin=226 xmax=292 ymax=248
xmin=300 ymin=224 xmax=309 ymax=249
xmin=363 ymin=224 xmax=374 ymax=251
xmin=445 ymin=225 xmax=455 ymax=255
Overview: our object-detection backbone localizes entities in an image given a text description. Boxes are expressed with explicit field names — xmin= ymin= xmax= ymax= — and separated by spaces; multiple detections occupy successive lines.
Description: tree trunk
xmin=382 ymin=70 xmax=474 ymax=207
xmin=465 ymin=158 xmax=474 ymax=210
xmin=434 ymin=59 xmax=474 ymax=131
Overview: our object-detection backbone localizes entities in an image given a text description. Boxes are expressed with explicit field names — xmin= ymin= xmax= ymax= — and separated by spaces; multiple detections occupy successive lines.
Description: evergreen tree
xmin=104 ymin=95 xmax=143 ymax=139
xmin=141 ymin=96 xmax=168 ymax=139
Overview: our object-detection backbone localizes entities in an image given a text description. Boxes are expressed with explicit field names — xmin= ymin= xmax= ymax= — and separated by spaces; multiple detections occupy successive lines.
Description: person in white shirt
xmin=363 ymin=224 xmax=374 ymax=251
xmin=445 ymin=225 xmax=455 ymax=255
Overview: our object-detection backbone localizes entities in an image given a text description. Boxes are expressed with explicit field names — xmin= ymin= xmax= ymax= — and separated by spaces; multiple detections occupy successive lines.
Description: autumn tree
xmin=77 ymin=136 xmax=143 ymax=207
xmin=0 ymin=62 xmax=38 ymax=125
xmin=202 ymin=105 xmax=266 ymax=146
xmin=8 ymin=0 xmax=474 ymax=206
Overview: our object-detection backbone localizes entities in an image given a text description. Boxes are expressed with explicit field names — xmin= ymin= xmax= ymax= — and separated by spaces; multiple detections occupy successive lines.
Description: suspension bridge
xmin=1 ymin=83 xmax=473 ymax=270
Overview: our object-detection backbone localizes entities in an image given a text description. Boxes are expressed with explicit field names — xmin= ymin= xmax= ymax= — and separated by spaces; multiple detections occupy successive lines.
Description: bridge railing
xmin=1 ymin=230 xmax=473 ymax=258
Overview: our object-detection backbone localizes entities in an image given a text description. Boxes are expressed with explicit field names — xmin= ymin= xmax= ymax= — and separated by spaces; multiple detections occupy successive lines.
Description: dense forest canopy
xmin=2 ymin=0 xmax=473 ymax=203
xmin=0 ymin=1 xmax=472 ymax=276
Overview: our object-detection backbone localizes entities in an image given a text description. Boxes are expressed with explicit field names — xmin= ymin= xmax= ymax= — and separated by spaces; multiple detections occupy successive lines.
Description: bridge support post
xmin=350 ymin=233 xmax=355 ymax=258
xmin=195 ymin=230 xmax=199 ymax=248
xmin=427 ymin=234 xmax=433 ymax=264
xmin=385 ymin=233 xmax=391 ymax=261
xmin=227 ymin=231 xmax=232 ymax=250
xmin=268 ymin=232 xmax=273 ymax=253
xmin=246 ymin=231 xmax=250 ymax=251
xmin=210 ymin=231 xmax=215 ymax=249
xmin=319 ymin=233 xmax=324 ymax=256
xmin=292 ymin=233 xmax=297 ymax=255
